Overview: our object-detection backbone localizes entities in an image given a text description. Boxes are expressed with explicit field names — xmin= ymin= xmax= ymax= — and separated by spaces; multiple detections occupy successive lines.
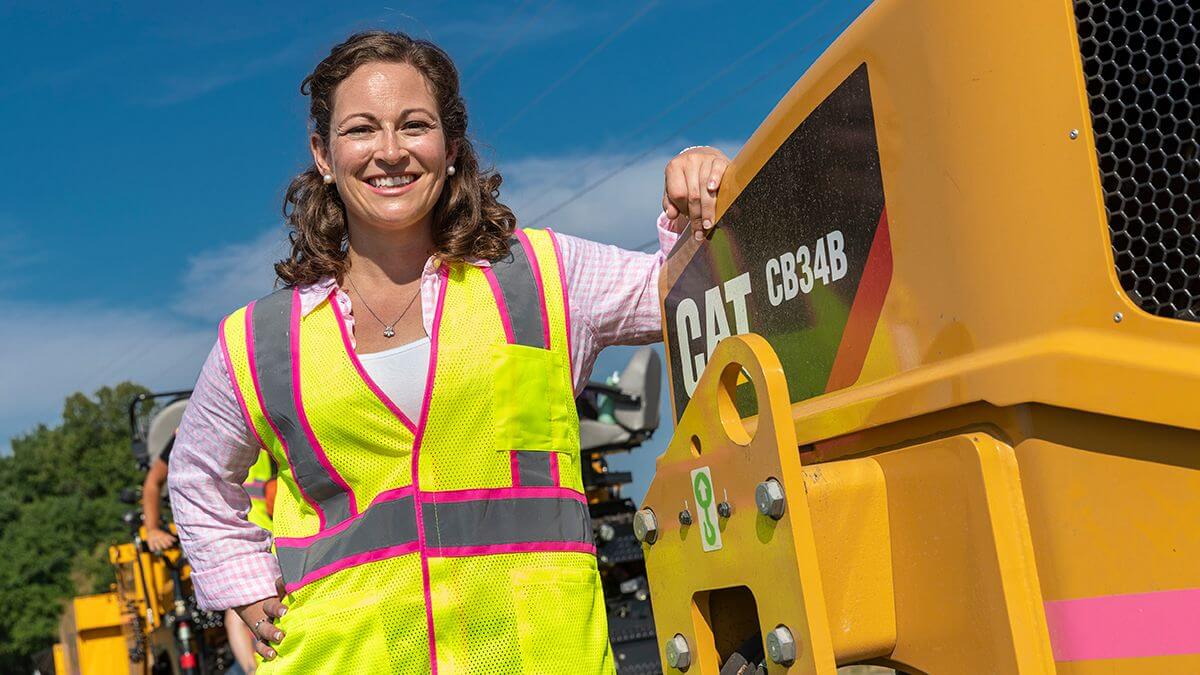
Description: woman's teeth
xmin=368 ymin=175 xmax=416 ymax=188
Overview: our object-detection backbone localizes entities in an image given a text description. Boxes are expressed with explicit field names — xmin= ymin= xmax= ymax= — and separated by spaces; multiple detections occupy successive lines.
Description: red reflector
xmin=180 ymin=653 xmax=196 ymax=668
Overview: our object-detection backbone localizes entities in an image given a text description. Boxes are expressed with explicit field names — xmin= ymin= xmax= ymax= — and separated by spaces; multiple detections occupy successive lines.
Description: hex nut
xmin=755 ymin=479 xmax=786 ymax=520
xmin=717 ymin=501 xmax=733 ymax=518
xmin=632 ymin=508 xmax=659 ymax=545
xmin=665 ymin=633 xmax=691 ymax=670
xmin=678 ymin=509 xmax=693 ymax=526
xmin=766 ymin=625 xmax=797 ymax=666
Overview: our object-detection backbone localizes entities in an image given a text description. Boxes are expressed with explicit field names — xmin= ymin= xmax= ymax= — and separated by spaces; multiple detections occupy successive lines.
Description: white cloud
xmin=0 ymin=300 xmax=213 ymax=453
xmin=502 ymin=139 xmax=742 ymax=249
xmin=173 ymin=226 xmax=287 ymax=323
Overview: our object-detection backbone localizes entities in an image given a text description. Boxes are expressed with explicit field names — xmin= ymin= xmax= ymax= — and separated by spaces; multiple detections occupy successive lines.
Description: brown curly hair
xmin=276 ymin=31 xmax=516 ymax=286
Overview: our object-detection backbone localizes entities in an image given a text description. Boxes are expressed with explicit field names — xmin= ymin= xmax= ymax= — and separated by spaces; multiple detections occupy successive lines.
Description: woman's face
xmin=312 ymin=61 xmax=456 ymax=236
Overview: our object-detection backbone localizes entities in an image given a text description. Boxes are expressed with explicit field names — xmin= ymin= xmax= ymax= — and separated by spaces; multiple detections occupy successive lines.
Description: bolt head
xmin=1069 ymin=128 xmax=1080 ymax=139
xmin=717 ymin=501 xmax=733 ymax=518
xmin=597 ymin=523 xmax=616 ymax=542
xmin=678 ymin=509 xmax=693 ymax=526
xmin=1114 ymin=311 xmax=1124 ymax=323
xmin=665 ymin=633 xmax=691 ymax=670
xmin=766 ymin=625 xmax=797 ymax=665
xmin=633 ymin=508 xmax=659 ymax=544
xmin=755 ymin=479 xmax=786 ymax=519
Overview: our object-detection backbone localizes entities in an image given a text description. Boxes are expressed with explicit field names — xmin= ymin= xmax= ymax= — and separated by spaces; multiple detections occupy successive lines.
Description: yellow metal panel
xmin=643 ymin=335 xmax=837 ymax=673
xmin=649 ymin=0 xmax=1200 ymax=671
xmin=662 ymin=0 xmax=1200 ymax=440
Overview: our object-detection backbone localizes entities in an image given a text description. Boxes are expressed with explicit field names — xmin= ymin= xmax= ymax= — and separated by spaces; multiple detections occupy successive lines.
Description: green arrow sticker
xmin=690 ymin=466 xmax=723 ymax=552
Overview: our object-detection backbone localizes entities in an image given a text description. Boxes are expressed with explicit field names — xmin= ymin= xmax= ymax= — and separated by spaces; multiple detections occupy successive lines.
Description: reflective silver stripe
xmin=515 ymin=451 xmax=555 ymax=487
xmin=251 ymin=288 xmax=353 ymax=525
xmin=244 ymin=483 xmax=267 ymax=499
xmin=423 ymin=497 xmax=592 ymax=549
xmin=491 ymin=236 xmax=547 ymax=348
xmin=276 ymin=495 xmax=417 ymax=584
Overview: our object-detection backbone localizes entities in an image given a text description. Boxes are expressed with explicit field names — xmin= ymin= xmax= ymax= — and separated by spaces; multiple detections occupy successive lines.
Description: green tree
xmin=0 ymin=382 xmax=147 ymax=670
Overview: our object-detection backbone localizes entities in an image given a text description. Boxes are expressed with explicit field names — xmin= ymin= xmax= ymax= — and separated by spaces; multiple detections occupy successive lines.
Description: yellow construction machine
xmin=53 ymin=393 xmax=234 ymax=675
xmin=639 ymin=0 xmax=1199 ymax=673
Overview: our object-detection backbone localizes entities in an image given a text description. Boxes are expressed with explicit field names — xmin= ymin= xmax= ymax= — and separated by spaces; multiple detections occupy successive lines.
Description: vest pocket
xmin=263 ymin=590 xmax=389 ymax=673
xmin=491 ymin=343 xmax=569 ymax=452
xmin=512 ymin=565 xmax=610 ymax=673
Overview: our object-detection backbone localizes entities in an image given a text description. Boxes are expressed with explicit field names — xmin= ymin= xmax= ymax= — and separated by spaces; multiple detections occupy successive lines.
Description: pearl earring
xmin=322 ymin=173 xmax=334 ymax=185
xmin=447 ymin=166 xmax=456 ymax=176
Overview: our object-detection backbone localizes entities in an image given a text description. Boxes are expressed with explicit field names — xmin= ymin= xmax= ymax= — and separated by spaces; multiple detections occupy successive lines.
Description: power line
xmin=493 ymin=0 xmax=660 ymax=137
xmin=524 ymin=21 xmax=848 ymax=230
xmin=515 ymin=0 xmax=830 ymax=216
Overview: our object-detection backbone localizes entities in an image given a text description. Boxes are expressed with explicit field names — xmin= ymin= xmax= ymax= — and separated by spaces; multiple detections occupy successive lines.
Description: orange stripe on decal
xmin=824 ymin=208 xmax=893 ymax=393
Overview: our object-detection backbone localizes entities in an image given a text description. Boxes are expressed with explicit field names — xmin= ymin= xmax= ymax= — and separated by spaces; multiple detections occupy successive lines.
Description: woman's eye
xmin=403 ymin=121 xmax=432 ymax=134
xmin=346 ymin=126 xmax=374 ymax=136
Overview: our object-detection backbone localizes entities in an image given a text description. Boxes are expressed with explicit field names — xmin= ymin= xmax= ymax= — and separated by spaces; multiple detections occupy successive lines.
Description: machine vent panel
xmin=1074 ymin=0 xmax=1200 ymax=321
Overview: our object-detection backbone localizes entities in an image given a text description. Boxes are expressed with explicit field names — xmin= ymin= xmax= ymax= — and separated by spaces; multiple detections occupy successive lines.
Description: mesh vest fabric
xmin=220 ymin=229 xmax=612 ymax=674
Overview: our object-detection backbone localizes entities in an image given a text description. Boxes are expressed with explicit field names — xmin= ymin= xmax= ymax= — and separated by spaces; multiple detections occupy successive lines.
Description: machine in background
xmin=579 ymin=347 xmax=666 ymax=675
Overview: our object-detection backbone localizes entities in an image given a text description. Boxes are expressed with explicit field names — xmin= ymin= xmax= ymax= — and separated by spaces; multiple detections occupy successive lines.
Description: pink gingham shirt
xmin=169 ymin=218 xmax=679 ymax=610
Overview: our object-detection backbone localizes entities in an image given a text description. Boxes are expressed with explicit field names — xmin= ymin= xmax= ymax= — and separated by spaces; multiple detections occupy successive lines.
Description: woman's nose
xmin=377 ymin=130 xmax=405 ymax=164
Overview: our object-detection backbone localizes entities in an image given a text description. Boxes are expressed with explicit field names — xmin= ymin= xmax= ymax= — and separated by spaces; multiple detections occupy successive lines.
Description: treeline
xmin=0 ymin=383 xmax=147 ymax=670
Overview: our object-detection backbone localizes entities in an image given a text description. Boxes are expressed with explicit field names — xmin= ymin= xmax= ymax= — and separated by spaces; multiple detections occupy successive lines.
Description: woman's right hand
xmin=146 ymin=527 xmax=177 ymax=553
xmin=234 ymin=577 xmax=289 ymax=661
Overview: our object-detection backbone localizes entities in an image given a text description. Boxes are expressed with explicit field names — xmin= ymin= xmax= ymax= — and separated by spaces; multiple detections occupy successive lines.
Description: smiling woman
xmin=277 ymin=32 xmax=515 ymax=289
xmin=166 ymin=29 xmax=730 ymax=674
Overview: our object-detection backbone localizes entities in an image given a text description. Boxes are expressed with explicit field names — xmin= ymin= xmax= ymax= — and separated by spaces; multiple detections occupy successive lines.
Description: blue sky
xmin=0 ymin=0 xmax=870 ymax=499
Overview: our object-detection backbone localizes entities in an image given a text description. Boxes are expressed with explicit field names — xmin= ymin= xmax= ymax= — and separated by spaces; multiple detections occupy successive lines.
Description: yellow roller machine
xmin=639 ymin=0 xmax=1200 ymax=673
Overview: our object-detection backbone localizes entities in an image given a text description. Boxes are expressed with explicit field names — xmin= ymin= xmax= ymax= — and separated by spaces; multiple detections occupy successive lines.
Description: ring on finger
xmin=252 ymin=616 xmax=270 ymax=639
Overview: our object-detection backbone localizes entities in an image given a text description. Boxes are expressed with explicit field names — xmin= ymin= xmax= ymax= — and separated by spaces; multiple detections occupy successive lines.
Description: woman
xmin=168 ymin=30 xmax=728 ymax=673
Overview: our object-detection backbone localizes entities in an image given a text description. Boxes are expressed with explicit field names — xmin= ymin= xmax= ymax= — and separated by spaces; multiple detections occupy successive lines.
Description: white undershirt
xmin=357 ymin=337 xmax=431 ymax=423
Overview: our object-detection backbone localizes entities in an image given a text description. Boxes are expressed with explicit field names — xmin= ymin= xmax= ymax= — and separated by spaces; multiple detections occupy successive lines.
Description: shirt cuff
xmin=656 ymin=212 xmax=682 ymax=254
xmin=189 ymin=550 xmax=282 ymax=611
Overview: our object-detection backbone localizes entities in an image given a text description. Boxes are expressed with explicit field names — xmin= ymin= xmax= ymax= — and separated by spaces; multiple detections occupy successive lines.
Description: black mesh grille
xmin=1074 ymin=0 xmax=1200 ymax=321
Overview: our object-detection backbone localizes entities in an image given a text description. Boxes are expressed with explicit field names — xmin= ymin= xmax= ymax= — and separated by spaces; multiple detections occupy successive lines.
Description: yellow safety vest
xmin=244 ymin=450 xmax=275 ymax=531
xmin=219 ymin=229 xmax=612 ymax=674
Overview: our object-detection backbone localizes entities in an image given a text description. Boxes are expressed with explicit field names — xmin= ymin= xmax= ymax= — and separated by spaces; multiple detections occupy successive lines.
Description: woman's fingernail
xmin=703 ymin=219 xmax=712 ymax=230
xmin=267 ymin=650 xmax=277 ymax=659
xmin=694 ymin=230 xmax=704 ymax=242
xmin=708 ymin=179 xmax=717 ymax=190
xmin=275 ymin=631 xmax=284 ymax=641
xmin=279 ymin=607 xmax=287 ymax=616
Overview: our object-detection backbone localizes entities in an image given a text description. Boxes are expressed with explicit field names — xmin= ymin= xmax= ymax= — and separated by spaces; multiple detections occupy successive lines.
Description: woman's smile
xmin=363 ymin=171 xmax=421 ymax=196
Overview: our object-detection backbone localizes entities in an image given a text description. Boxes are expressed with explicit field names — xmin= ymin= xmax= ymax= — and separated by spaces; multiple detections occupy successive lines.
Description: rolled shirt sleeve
xmin=168 ymin=341 xmax=281 ymax=610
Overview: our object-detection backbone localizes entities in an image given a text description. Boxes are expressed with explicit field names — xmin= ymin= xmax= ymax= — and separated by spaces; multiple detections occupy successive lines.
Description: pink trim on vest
xmin=482 ymin=266 xmax=516 ymax=344
xmin=510 ymin=451 xmax=521 ymax=487
xmin=371 ymin=485 xmax=416 ymax=506
xmin=427 ymin=485 xmax=587 ymax=505
xmin=545 ymin=229 xmax=573 ymax=371
xmin=427 ymin=541 xmax=596 ymax=558
xmin=549 ymin=452 xmax=561 ymax=486
xmin=273 ymin=486 xmax=413 ymax=549
xmin=514 ymin=229 xmax=551 ymax=349
xmin=329 ymin=290 xmax=418 ymax=433
xmin=245 ymin=300 xmax=325 ymax=529
xmin=290 ymin=288 xmax=358 ymax=518
xmin=217 ymin=316 xmax=268 ymax=450
xmin=1044 ymin=587 xmax=1200 ymax=661
xmin=412 ymin=265 xmax=449 ymax=675
xmin=283 ymin=542 xmax=420 ymax=593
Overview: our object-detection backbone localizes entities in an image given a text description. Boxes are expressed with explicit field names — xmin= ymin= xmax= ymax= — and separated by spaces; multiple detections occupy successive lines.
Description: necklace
xmin=346 ymin=275 xmax=421 ymax=339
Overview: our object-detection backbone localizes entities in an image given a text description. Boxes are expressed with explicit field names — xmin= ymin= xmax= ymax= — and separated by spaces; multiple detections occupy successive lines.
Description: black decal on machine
xmin=664 ymin=64 xmax=887 ymax=420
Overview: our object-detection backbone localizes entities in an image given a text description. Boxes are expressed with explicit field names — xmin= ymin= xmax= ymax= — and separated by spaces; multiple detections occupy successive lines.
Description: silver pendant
xmin=383 ymin=326 xmax=396 ymax=338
